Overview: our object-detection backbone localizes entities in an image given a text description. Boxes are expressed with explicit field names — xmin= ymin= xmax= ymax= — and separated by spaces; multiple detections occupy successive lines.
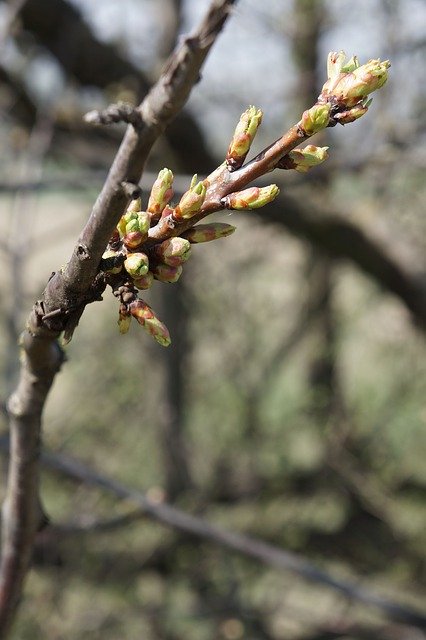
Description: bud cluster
xmin=101 ymin=170 xmax=238 ymax=345
xmin=298 ymin=52 xmax=390 ymax=135
xmin=98 ymin=56 xmax=389 ymax=347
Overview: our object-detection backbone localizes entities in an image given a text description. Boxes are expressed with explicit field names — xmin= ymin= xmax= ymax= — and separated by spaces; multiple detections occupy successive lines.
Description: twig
xmin=0 ymin=1 xmax=237 ymax=635
xmin=33 ymin=446 xmax=426 ymax=630
xmin=84 ymin=102 xmax=143 ymax=127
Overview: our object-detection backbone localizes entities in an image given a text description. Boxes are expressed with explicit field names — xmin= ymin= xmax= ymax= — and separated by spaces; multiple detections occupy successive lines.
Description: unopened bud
xmin=117 ymin=210 xmax=151 ymax=238
xmin=222 ymin=184 xmax=280 ymax=210
xmin=174 ymin=176 xmax=207 ymax=220
xmin=127 ymin=197 xmax=142 ymax=213
xmin=101 ymin=249 xmax=123 ymax=274
xmin=123 ymin=230 xmax=147 ymax=250
xmin=152 ymin=263 xmax=183 ymax=283
xmin=153 ymin=237 xmax=191 ymax=267
xmin=327 ymin=50 xmax=348 ymax=80
xmin=147 ymin=168 xmax=174 ymax=219
xmin=182 ymin=222 xmax=236 ymax=243
xmin=333 ymin=102 xmax=370 ymax=124
xmin=299 ymin=103 xmax=331 ymax=136
xmin=321 ymin=56 xmax=390 ymax=107
xmin=124 ymin=252 xmax=149 ymax=277
xmin=132 ymin=271 xmax=154 ymax=290
xmin=118 ymin=309 xmax=132 ymax=334
xmin=130 ymin=299 xmax=171 ymax=347
xmin=288 ymin=145 xmax=329 ymax=173
xmin=226 ymin=106 xmax=263 ymax=170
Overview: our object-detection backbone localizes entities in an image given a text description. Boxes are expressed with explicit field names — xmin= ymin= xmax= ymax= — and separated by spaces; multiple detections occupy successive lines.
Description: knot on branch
xmin=84 ymin=102 xmax=143 ymax=128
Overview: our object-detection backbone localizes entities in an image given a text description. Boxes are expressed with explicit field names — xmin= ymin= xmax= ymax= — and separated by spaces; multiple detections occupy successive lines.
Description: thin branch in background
xmin=0 ymin=440 xmax=418 ymax=631
xmin=0 ymin=0 xmax=27 ymax=52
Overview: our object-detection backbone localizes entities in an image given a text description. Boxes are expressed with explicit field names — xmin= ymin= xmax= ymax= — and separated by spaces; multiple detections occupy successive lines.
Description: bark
xmin=0 ymin=2 xmax=237 ymax=635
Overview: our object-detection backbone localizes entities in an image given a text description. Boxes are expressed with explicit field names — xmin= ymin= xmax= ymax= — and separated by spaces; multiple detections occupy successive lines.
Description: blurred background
xmin=0 ymin=0 xmax=425 ymax=638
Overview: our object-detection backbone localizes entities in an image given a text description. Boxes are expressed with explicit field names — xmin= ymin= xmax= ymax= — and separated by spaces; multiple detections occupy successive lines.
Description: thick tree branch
xmin=262 ymin=194 xmax=426 ymax=329
xmin=0 ymin=2 xmax=237 ymax=635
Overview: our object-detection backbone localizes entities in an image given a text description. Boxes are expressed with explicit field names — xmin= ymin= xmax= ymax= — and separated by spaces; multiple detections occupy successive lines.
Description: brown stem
xmin=0 ymin=315 xmax=63 ymax=636
xmin=0 ymin=1 xmax=237 ymax=635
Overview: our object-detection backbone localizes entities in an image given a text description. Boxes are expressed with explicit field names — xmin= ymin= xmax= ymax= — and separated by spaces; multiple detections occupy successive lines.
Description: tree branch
xmin=262 ymin=194 xmax=426 ymax=329
xmin=0 ymin=1 xmax=237 ymax=635
xmin=29 ymin=446 xmax=426 ymax=630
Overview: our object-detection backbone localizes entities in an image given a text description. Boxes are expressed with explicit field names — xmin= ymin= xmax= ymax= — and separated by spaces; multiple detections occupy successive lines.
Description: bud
xmin=127 ymin=197 xmax=142 ymax=213
xmin=118 ymin=310 xmax=132 ymax=334
xmin=182 ymin=222 xmax=236 ymax=243
xmin=153 ymin=237 xmax=191 ymax=266
xmin=147 ymin=168 xmax=174 ymax=219
xmin=321 ymin=56 xmax=390 ymax=107
xmin=152 ymin=263 xmax=183 ymax=283
xmin=299 ymin=103 xmax=331 ymax=136
xmin=117 ymin=210 xmax=151 ymax=238
xmin=123 ymin=230 xmax=147 ymax=250
xmin=101 ymin=249 xmax=123 ymax=274
xmin=333 ymin=101 xmax=370 ymax=125
xmin=222 ymin=184 xmax=280 ymax=210
xmin=173 ymin=176 xmax=207 ymax=220
xmin=132 ymin=271 xmax=154 ymax=290
xmin=130 ymin=299 xmax=171 ymax=347
xmin=287 ymin=145 xmax=329 ymax=173
xmin=326 ymin=50 xmax=348 ymax=80
xmin=226 ymin=106 xmax=263 ymax=170
xmin=124 ymin=252 xmax=149 ymax=277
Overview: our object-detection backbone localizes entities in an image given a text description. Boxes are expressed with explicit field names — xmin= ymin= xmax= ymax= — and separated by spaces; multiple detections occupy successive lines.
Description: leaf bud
xmin=173 ymin=176 xmax=207 ymax=220
xmin=124 ymin=252 xmax=149 ymax=277
xmin=123 ymin=230 xmax=147 ymax=250
xmin=287 ymin=145 xmax=329 ymax=173
xmin=130 ymin=299 xmax=171 ymax=347
xmin=222 ymin=184 xmax=280 ymax=210
xmin=132 ymin=271 xmax=154 ymax=290
xmin=152 ymin=263 xmax=183 ymax=283
xmin=147 ymin=168 xmax=174 ymax=219
xmin=153 ymin=237 xmax=191 ymax=266
xmin=182 ymin=222 xmax=236 ymax=243
xmin=299 ymin=103 xmax=331 ymax=136
xmin=226 ymin=106 xmax=263 ymax=170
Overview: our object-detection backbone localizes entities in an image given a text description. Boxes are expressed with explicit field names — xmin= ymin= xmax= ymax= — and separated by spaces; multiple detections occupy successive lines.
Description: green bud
xmin=223 ymin=184 xmax=280 ymax=210
xmin=174 ymin=177 xmax=207 ymax=220
xmin=127 ymin=197 xmax=142 ymax=213
xmin=132 ymin=271 xmax=154 ymax=290
xmin=333 ymin=102 xmax=370 ymax=124
xmin=321 ymin=57 xmax=390 ymax=107
xmin=123 ymin=230 xmax=147 ymax=250
xmin=299 ymin=103 xmax=331 ymax=136
xmin=118 ymin=310 xmax=132 ymax=334
xmin=101 ymin=249 xmax=123 ymax=274
xmin=154 ymin=237 xmax=191 ymax=266
xmin=226 ymin=106 xmax=263 ymax=170
xmin=152 ymin=263 xmax=183 ymax=283
xmin=124 ymin=252 xmax=149 ymax=277
xmin=288 ymin=145 xmax=329 ymax=173
xmin=147 ymin=168 xmax=174 ymax=219
xmin=130 ymin=299 xmax=171 ymax=347
xmin=327 ymin=51 xmax=360 ymax=80
xmin=182 ymin=222 xmax=236 ymax=243
xmin=118 ymin=209 xmax=151 ymax=238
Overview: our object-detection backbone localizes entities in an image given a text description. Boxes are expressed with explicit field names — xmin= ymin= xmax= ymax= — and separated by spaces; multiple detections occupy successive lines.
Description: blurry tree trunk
xmin=158 ymin=279 xmax=193 ymax=501
xmin=155 ymin=0 xmax=193 ymax=502
xmin=291 ymin=0 xmax=338 ymax=420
